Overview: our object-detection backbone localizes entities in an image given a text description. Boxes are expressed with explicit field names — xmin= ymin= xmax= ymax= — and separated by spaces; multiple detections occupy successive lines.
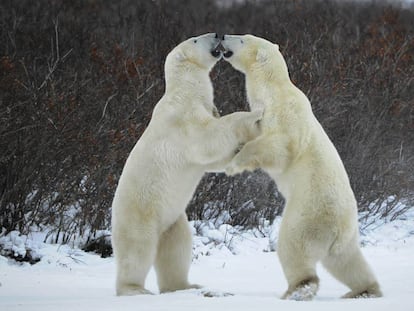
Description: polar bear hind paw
xmin=282 ymin=279 xmax=319 ymax=301
xmin=187 ymin=283 xmax=203 ymax=290
xmin=117 ymin=285 xmax=154 ymax=296
xmin=342 ymin=283 xmax=382 ymax=299
xmin=160 ymin=283 xmax=203 ymax=294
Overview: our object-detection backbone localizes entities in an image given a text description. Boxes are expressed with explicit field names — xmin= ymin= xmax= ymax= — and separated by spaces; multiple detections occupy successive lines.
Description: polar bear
xmin=111 ymin=33 xmax=262 ymax=296
xmin=221 ymin=34 xmax=382 ymax=300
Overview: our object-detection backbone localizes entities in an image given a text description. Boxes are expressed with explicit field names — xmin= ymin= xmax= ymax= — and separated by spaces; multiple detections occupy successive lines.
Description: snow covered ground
xmin=1 ymin=211 xmax=414 ymax=311
xmin=216 ymin=0 xmax=414 ymax=9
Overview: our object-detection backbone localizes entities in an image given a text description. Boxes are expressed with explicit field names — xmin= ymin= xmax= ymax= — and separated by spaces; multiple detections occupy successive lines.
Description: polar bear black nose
xmin=223 ymin=50 xmax=233 ymax=58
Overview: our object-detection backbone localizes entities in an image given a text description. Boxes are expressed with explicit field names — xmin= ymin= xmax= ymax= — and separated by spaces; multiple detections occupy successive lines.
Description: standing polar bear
xmin=111 ymin=33 xmax=262 ymax=296
xmin=221 ymin=34 xmax=382 ymax=300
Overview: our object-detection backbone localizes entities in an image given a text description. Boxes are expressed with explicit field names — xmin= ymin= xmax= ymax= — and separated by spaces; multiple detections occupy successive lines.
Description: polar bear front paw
xmin=226 ymin=152 xmax=257 ymax=176
xmin=225 ymin=161 xmax=244 ymax=176
xmin=245 ymin=109 xmax=264 ymax=140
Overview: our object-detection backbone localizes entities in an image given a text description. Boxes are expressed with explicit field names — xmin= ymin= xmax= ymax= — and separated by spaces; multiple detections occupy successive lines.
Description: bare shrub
xmin=0 ymin=0 xmax=413 ymax=256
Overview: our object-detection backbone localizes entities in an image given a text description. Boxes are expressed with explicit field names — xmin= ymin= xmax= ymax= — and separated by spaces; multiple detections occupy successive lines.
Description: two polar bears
xmin=111 ymin=33 xmax=382 ymax=299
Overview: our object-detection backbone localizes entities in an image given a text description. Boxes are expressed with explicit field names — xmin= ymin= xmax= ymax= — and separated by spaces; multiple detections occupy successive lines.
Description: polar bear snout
xmin=221 ymin=35 xmax=234 ymax=59
xmin=210 ymin=47 xmax=222 ymax=58
xmin=193 ymin=33 xmax=222 ymax=58
xmin=188 ymin=33 xmax=223 ymax=59
xmin=221 ymin=34 xmax=245 ymax=58
xmin=210 ymin=33 xmax=223 ymax=58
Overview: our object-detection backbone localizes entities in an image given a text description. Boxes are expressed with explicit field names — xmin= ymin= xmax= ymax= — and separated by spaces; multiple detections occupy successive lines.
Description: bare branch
xmin=99 ymin=93 xmax=118 ymax=123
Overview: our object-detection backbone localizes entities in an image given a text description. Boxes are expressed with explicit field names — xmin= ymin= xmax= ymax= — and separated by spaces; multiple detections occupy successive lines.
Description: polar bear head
xmin=165 ymin=33 xmax=222 ymax=78
xmin=221 ymin=34 xmax=289 ymax=81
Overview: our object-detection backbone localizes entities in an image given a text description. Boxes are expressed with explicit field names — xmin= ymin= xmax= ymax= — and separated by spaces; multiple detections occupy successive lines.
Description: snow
xmin=216 ymin=0 xmax=414 ymax=9
xmin=1 ymin=212 xmax=414 ymax=311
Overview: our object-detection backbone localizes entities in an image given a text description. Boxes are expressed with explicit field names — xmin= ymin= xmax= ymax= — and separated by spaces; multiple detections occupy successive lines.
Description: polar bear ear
xmin=256 ymin=48 xmax=268 ymax=63
xmin=175 ymin=50 xmax=187 ymax=62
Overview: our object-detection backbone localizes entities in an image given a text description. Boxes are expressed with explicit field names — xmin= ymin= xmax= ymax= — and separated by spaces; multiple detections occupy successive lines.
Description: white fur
xmin=111 ymin=33 xmax=262 ymax=296
xmin=222 ymin=34 xmax=382 ymax=300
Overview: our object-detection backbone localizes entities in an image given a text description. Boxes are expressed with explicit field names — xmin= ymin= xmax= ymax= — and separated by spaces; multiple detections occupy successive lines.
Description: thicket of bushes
xmin=1 ymin=0 xmax=413 ymax=250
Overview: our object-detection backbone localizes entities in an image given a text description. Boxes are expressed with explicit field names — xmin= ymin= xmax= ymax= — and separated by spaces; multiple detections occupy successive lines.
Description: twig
xmin=99 ymin=93 xmax=118 ymax=123
xmin=38 ymin=18 xmax=73 ymax=91
xmin=54 ymin=18 xmax=60 ymax=61
xmin=47 ymin=117 xmax=58 ymax=130
xmin=136 ymin=80 xmax=158 ymax=102
xmin=0 ymin=125 xmax=39 ymax=138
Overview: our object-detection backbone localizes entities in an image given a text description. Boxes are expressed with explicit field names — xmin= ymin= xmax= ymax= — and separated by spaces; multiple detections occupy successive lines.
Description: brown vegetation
xmin=0 ymin=0 xmax=413 ymax=252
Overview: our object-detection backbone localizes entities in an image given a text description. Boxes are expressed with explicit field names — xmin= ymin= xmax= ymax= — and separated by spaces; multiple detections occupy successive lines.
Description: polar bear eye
xmin=193 ymin=39 xmax=197 ymax=43
xmin=240 ymin=39 xmax=244 ymax=44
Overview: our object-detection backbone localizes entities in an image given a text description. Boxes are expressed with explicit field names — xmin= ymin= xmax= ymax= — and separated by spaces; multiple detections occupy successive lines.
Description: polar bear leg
xmin=277 ymin=226 xmax=319 ymax=300
xmin=155 ymin=214 xmax=201 ymax=293
xmin=322 ymin=244 xmax=382 ymax=298
xmin=278 ymin=258 xmax=320 ymax=300
xmin=115 ymin=231 xmax=158 ymax=296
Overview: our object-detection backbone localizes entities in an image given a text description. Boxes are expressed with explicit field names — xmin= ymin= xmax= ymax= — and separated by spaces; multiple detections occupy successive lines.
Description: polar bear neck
xmin=165 ymin=65 xmax=214 ymax=101
xmin=245 ymin=68 xmax=295 ymax=110
xmin=249 ymin=59 xmax=291 ymax=83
